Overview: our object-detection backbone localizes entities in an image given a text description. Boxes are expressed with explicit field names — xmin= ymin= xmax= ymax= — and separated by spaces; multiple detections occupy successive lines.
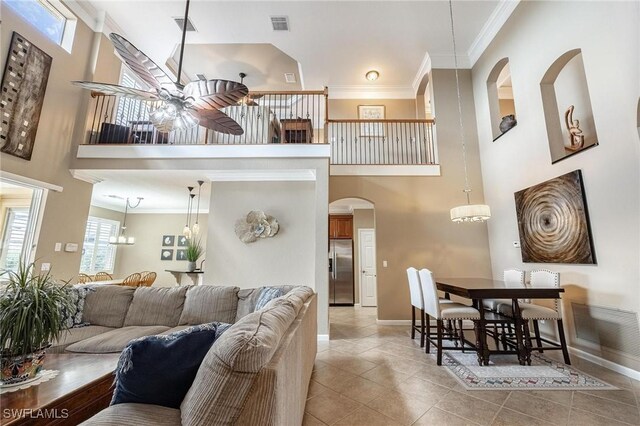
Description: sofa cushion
xmin=65 ymin=326 xmax=170 ymax=353
xmin=111 ymin=323 xmax=222 ymax=409
xmin=254 ymin=287 xmax=286 ymax=311
xmin=235 ymin=285 xmax=295 ymax=321
xmin=80 ymin=403 xmax=181 ymax=426
xmin=60 ymin=285 xmax=96 ymax=329
xmin=178 ymin=285 xmax=239 ymax=325
xmin=83 ymin=286 xmax=136 ymax=328
xmin=124 ymin=286 xmax=189 ymax=327
xmin=49 ymin=325 xmax=115 ymax=354
xmin=180 ymin=295 xmax=302 ymax=425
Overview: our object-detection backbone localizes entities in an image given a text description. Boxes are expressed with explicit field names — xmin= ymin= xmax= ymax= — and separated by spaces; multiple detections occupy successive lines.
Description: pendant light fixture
xmin=110 ymin=197 xmax=143 ymax=245
xmin=192 ymin=180 xmax=204 ymax=236
xmin=447 ymin=0 xmax=491 ymax=223
xmin=183 ymin=186 xmax=194 ymax=239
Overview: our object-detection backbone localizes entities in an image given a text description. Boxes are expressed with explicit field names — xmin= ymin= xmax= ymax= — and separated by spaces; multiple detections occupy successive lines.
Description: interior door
xmin=359 ymin=229 xmax=377 ymax=307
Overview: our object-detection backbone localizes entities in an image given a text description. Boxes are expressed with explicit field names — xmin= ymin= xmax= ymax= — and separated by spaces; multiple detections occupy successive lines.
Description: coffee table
xmin=1 ymin=353 xmax=120 ymax=425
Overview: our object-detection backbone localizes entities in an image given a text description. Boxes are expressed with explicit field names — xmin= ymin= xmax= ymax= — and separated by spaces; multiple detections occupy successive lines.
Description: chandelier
xmin=183 ymin=180 xmax=204 ymax=238
xmin=110 ymin=197 xmax=143 ymax=245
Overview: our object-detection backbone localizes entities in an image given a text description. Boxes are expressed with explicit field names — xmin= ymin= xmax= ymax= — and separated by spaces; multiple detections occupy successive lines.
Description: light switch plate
xmin=54 ymin=242 xmax=62 ymax=252
xmin=382 ymin=260 xmax=388 ymax=268
xmin=513 ymin=241 xmax=521 ymax=248
xmin=41 ymin=263 xmax=51 ymax=271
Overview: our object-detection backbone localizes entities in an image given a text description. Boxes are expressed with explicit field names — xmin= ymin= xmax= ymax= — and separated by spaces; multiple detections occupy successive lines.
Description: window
xmin=115 ymin=68 xmax=151 ymax=125
xmin=0 ymin=208 xmax=29 ymax=272
xmin=80 ymin=217 xmax=119 ymax=274
xmin=3 ymin=0 xmax=77 ymax=52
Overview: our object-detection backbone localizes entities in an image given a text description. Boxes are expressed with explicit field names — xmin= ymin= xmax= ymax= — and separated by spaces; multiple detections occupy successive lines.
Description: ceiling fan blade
xmin=193 ymin=109 xmax=244 ymax=135
xmin=184 ymin=79 xmax=248 ymax=110
xmin=109 ymin=33 xmax=177 ymax=92
xmin=71 ymin=81 xmax=159 ymax=101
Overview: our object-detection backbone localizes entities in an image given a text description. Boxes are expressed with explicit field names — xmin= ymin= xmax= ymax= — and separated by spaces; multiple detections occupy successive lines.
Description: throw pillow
xmin=60 ymin=284 xmax=96 ymax=329
xmin=111 ymin=322 xmax=230 ymax=409
xmin=254 ymin=286 xmax=286 ymax=311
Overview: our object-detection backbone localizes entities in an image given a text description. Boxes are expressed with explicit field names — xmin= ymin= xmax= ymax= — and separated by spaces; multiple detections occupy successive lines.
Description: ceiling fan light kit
xmin=71 ymin=0 xmax=248 ymax=135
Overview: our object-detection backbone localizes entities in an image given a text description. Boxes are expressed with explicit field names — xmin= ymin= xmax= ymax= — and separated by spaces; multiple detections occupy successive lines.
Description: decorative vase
xmin=499 ymin=114 xmax=517 ymax=133
xmin=187 ymin=261 xmax=197 ymax=272
xmin=1 ymin=348 xmax=47 ymax=385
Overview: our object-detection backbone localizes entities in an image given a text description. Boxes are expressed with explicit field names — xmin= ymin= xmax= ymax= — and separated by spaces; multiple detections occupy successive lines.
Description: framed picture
xmin=162 ymin=235 xmax=175 ymax=246
xmin=176 ymin=249 xmax=187 ymax=261
xmin=515 ymin=170 xmax=596 ymax=264
xmin=160 ymin=249 xmax=174 ymax=261
xmin=177 ymin=235 xmax=189 ymax=247
xmin=358 ymin=105 xmax=385 ymax=138
xmin=0 ymin=33 xmax=53 ymax=161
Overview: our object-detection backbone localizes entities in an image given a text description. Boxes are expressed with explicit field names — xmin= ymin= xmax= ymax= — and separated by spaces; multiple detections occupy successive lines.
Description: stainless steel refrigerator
xmin=328 ymin=239 xmax=354 ymax=305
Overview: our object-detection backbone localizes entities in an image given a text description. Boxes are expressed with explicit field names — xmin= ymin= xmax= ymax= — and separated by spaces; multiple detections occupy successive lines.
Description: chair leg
xmin=452 ymin=320 xmax=459 ymax=347
xmin=458 ymin=320 xmax=465 ymax=352
xmin=522 ymin=320 xmax=532 ymax=365
xmin=473 ymin=320 xmax=483 ymax=366
xmin=493 ymin=324 xmax=500 ymax=349
xmin=425 ymin=314 xmax=431 ymax=354
xmin=501 ymin=322 xmax=508 ymax=351
xmin=557 ymin=319 xmax=571 ymax=365
xmin=419 ymin=309 xmax=425 ymax=348
xmin=532 ymin=320 xmax=543 ymax=353
xmin=411 ymin=306 xmax=416 ymax=340
xmin=437 ymin=319 xmax=443 ymax=366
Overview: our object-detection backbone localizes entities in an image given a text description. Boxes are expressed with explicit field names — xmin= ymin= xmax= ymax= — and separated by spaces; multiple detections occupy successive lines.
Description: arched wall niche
xmin=487 ymin=57 xmax=517 ymax=140
xmin=540 ymin=48 xmax=599 ymax=163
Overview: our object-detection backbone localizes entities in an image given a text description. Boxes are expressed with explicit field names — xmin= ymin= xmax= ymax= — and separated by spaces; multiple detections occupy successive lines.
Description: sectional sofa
xmin=51 ymin=284 xmax=317 ymax=425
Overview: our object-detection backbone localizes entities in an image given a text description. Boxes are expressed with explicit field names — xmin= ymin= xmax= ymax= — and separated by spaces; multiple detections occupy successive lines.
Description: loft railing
xmin=83 ymin=89 xmax=328 ymax=145
xmin=327 ymin=119 xmax=437 ymax=165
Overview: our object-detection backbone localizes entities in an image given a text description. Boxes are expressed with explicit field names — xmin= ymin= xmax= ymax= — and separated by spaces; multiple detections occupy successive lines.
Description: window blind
xmin=80 ymin=217 xmax=119 ymax=273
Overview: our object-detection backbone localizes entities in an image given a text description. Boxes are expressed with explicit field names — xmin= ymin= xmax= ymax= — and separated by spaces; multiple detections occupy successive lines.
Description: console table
xmin=165 ymin=270 xmax=204 ymax=286
xmin=1 ymin=353 xmax=119 ymax=425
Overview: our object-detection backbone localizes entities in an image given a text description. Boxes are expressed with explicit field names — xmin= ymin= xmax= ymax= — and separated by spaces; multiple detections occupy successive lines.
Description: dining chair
xmin=418 ymin=268 xmax=481 ymax=365
xmin=94 ymin=271 xmax=113 ymax=281
xmin=122 ymin=273 xmax=142 ymax=287
xmin=406 ymin=267 xmax=426 ymax=347
xmin=499 ymin=269 xmax=570 ymax=364
xmin=139 ymin=271 xmax=157 ymax=287
xmin=77 ymin=273 xmax=92 ymax=284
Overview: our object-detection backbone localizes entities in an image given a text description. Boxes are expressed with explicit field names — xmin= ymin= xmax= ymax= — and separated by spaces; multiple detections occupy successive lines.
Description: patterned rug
xmin=442 ymin=352 xmax=616 ymax=390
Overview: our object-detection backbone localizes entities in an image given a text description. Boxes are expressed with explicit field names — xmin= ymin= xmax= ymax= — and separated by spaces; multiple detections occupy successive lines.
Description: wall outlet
xmin=54 ymin=242 xmax=62 ymax=252
xmin=64 ymin=243 xmax=79 ymax=252
xmin=513 ymin=241 xmax=521 ymax=248
xmin=41 ymin=263 xmax=51 ymax=271
xmin=382 ymin=260 xmax=388 ymax=268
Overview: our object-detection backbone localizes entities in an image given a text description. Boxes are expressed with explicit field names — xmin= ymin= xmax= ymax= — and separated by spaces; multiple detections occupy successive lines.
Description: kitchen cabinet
xmin=329 ymin=215 xmax=353 ymax=239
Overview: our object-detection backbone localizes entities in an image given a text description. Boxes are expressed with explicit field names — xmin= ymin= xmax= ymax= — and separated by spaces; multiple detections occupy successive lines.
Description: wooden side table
xmin=281 ymin=119 xmax=313 ymax=143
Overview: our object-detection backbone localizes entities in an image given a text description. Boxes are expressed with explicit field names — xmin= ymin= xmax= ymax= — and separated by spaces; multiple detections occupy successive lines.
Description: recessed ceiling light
xmin=366 ymin=70 xmax=379 ymax=81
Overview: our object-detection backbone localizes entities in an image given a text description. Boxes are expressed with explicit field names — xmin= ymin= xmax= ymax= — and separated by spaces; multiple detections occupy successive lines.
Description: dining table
xmin=86 ymin=279 xmax=124 ymax=286
xmin=435 ymin=277 xmax=564 ymax=366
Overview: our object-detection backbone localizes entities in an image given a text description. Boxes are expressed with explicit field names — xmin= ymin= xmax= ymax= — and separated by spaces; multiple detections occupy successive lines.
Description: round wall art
xmin=514 ymin=170 xmax=596 ymax=264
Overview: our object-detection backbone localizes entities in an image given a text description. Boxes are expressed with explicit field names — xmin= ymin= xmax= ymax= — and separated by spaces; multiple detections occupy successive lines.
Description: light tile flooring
xmin=304 ymin=306 xmax=640 ymax=426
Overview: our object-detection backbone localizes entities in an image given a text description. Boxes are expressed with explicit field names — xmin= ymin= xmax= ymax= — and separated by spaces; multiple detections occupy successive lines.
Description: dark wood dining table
xmin=435 ymin=278 xmax=564 ymax=366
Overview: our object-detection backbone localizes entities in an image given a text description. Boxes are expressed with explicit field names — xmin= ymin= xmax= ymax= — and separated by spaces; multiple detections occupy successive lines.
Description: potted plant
xmin=185 ymin=238 xmax=204 ymax=272
xmin=0 ymin=262 xmax=72 ymax=385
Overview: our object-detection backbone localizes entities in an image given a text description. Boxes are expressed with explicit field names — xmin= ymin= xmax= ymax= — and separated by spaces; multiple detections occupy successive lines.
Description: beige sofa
xmin=55 ymin=284 xmax=317 ymax=426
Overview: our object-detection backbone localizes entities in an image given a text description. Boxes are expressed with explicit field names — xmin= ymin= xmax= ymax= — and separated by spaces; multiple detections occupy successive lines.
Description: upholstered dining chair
xmin=77 ymin=273 xmax=92 ymax=284
xmin=139 ymin=272 xmax=157 ymax=287
xmin=418 ymin=268 xmax=481 ymax=365
xmin=406 ymin=267 xmax=426 ymax=347
xmin=483 ymin=269 xmax=525 ymax=311
xmin=94 ymin=271 xmax=113 ymax=281
xmin=122 ymin=273 xmax=142 ymax=287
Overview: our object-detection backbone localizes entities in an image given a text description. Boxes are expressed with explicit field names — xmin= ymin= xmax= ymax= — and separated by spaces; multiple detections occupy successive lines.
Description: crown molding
xmin=64 ymin=0 xmax=125 ymax=36
xmin=428 ymin=54 xmax=472 ymax=69
xmin=467 ymin=0 xmax=520 ymax=67
xmin=330 ymin=85 xmax=416 ymax=100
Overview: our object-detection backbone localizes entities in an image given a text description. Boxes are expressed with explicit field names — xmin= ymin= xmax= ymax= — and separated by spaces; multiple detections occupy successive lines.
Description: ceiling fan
xmin=71 ymin=0 xmax=247 ymax=135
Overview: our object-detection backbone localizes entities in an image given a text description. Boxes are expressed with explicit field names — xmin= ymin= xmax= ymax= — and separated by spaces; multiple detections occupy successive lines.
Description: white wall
xmin=472 ymin=1 xmax=640 ymax=370
xmin=205 ymin=181 xmax=315 ymax=287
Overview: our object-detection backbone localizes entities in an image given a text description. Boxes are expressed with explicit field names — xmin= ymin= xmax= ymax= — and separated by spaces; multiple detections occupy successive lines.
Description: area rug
xmin=442 ymin=352 xmax=616 ymax=390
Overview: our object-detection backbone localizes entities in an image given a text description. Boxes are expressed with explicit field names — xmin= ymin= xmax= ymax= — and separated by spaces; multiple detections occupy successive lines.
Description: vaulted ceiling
xmin=73 ymin=0 xmax=518 ymax=98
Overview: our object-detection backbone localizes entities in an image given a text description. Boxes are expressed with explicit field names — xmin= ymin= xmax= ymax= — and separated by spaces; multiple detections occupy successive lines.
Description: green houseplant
xmin=185 ymin=238 xmax=204 ymax=272
xmin=0 ymin=262 xmax=72 ymax=385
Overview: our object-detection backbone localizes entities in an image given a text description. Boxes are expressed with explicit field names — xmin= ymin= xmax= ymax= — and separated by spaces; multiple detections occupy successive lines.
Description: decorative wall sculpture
xmin=0 ymin=33 xmax=52 ymax=161
xmin=235 ymin=211 xmax=279 ymax=244
xmin=515 ymin=170 xmax=596 ymax=264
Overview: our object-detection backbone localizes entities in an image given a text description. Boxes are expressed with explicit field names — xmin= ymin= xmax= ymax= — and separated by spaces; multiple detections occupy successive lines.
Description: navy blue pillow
xmin=254 ymin=287 xmax=286 ymax=311
xmin=111 ymin=322 xmax=230 ymax=408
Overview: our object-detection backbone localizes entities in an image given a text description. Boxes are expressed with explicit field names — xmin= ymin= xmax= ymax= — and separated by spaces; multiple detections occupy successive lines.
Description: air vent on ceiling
xmin=270 ymin=16 xmax=289 ymax=31
xmin=173 ymin=17 xmax=197 ymax=32
xmin=284 ymin=73 xmax=296 ymax=84
xmin=195 ymin=73 xmax=207 ymax=81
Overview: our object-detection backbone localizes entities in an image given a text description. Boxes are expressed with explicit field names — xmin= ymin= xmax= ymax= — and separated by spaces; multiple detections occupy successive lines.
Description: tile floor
xmin=304 ymin=306 xmax=640 ymax=426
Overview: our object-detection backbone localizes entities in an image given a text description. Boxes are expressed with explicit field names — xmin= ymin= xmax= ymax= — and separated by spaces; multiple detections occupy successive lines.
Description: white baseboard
xmin=317 ymin=334 xmax=330 ymax=342
xmin=568 ymin=346 xmax=640 ymax=381
xmin=354 ymin=303 xmax=361 ymax=308
xmin=376 ymin=320 xmax=412 ymax=325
